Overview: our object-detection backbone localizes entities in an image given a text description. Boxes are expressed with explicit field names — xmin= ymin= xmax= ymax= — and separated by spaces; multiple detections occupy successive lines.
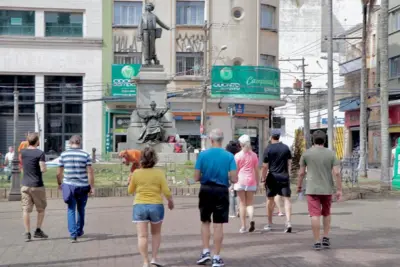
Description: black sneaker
xmin=70 ymin=237 xmax=78 ymax=243
xmin=322 ymin=237 xmax=331 ymax=249
xmin=34 ymin=229 xmax=48 ymax=239
xmin=24 ymin=232 xmax=31 ymax=242
xmin=313 ymin=242 xmax=322 ymax=251
xmin=212 ymin=258 xmax=225 ymax=267
xmin=249 ymin=221 xmax=255 ymax=233
xmin=196 ymin=252 xmax=211 ymax=265
xmin=77 ymin=231 xmax=84 ymax=237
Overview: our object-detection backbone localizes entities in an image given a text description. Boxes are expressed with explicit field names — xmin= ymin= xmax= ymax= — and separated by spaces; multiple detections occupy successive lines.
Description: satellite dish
xmin=283 ymin=87 xmax=293 ymax=95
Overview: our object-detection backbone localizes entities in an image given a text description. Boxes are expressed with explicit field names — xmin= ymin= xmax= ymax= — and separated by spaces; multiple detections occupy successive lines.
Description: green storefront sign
xmin=211 ymin=66 xmax=280 ymax=99
xmin=111 ymin=64 xmax=141 ymax=96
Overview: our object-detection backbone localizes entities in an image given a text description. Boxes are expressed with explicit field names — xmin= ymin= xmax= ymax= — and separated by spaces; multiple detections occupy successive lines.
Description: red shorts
xmin=307 ymin=195 xmax=332 ymax=217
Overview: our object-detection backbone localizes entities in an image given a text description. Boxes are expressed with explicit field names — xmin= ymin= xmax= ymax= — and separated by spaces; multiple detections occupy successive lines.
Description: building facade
xmin=106 ymin=0 xmax=283 ymax=157
xmin=278 ymin=0 xmax=363 ymax=147
xmin=0 ymin=0 xmax=104 ymax=156
xmin=338 ymin=7 xmax=380 ymax=165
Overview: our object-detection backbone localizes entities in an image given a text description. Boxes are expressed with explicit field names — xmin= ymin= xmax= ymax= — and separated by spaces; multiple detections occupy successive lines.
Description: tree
xmin=380 ymin=0 xmax=390 ymax=187
xmin=359 ymin=0 xmax=376 ymax=179
xmin=291 ymin=128 xmax=306 ymax=180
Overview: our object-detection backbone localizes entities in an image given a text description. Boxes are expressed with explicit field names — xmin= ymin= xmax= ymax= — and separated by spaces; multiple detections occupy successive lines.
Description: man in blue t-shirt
xmin=194 ymin=128 xmax=237 ymax=267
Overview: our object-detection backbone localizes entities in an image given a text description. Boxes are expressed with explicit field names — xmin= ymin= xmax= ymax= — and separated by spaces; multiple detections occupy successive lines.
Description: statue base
xmin=121 ymin=65 xmax=177 ymax=152
xmin=118 ymin=142 xmax=186 ymax=154
xmin=133 ymin=65 xmax=170 ymax=109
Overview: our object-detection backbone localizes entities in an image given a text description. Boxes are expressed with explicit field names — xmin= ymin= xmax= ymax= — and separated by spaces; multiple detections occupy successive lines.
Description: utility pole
xmin=200 ymin=0 xmax=209 ymax=151
xmin=279 ymin=58 xmax=309 ymax=148
xmin=304 ymin=81 xmax=312 ymax=149
xmin=359 ymin=2 xmax=368 ymax=178
xmin=380 ymin=0 xmax=390 ymax=187
xmin=8 ymin=77 xmax=21 ymax=201
xmin=200 ymin=23 xmax=209 ymax=151
xmin=327 ymin=0 xmax=334 ymax=151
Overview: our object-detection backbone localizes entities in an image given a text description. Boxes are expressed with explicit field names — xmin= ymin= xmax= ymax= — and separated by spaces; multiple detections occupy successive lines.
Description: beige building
xmin=108 ymin=0 xmax=283 ymax=156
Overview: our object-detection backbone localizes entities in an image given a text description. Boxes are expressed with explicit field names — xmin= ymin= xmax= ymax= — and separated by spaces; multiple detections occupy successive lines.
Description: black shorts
xmin=199 ymin=184 xmax=229 ymax=224
xmin=265 ymin=173 xmax=291 ymax=198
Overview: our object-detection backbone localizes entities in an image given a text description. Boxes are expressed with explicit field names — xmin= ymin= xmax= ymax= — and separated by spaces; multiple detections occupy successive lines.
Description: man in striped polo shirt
xmin=57 ymin=135 xmax=95 ymax=243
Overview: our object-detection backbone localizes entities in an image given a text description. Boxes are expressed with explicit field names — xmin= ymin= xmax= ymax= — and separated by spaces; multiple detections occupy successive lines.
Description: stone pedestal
xmin=118 ymin=65 xmax=176 ymax=152
xmin=135 ymin=65 xmax=169 ymax=109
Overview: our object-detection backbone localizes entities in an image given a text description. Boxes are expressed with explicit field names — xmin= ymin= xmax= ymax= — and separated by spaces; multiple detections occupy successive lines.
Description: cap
xmin=238 ymin=134 xmax=251 ymax=144
xmin=271 ymin=129 xmax=281 ymax=137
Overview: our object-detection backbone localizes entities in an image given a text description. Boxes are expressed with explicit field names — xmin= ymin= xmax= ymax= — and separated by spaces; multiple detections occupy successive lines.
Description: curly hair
xmin=140 ymin=147 xmax=158 ymax=168
xmin=226 ymin=140 xmax=241 ymax=155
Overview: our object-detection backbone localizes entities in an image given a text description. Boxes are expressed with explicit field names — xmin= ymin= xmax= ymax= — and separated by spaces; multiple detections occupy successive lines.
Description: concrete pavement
xmin=0 ymin=196 xmax=400 ymax=267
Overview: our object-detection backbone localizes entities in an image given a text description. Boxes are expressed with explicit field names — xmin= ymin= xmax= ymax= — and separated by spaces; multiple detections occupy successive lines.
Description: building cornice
xmin=0 ymin=36 xmax=103 ymax=48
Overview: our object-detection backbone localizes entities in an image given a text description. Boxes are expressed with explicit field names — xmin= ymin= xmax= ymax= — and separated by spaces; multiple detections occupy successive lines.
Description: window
xmin=260 ymin=4 xmax=276 ymax=30
xmin=0 ymin=75 xmax=35 ymax=114
xmin=0 ymin=10 xmax=35 ymax=36
xmin=390 ymin=56 xmax=400 ymax=78
xmin=45 ymin=12 xmax=83 ymax=37
xmin=260 ymin=54 xmax=276 ymax=67
xmin=114 ymin=1 xmax=142 ymax=26
xmin=176 ymin=1 xmax=205 ymax=26
xmin=392 ymin=10 xmax=400 ymax=32
xmin=176 ymin=52 xmax=204 ymax=76
xmin=44 ymin=76 xmax=83 ymax=154
xmin=114 ymin=52 xmax=142 ymax=64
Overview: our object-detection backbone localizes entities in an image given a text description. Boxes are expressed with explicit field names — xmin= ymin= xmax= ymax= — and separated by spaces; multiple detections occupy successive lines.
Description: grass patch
xmin=0 ymin=163 xmax=195 ymax=189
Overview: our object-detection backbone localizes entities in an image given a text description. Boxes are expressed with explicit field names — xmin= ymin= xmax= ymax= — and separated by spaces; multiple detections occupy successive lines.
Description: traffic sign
xmin=235 ymin=104 xmax=245 ymax=114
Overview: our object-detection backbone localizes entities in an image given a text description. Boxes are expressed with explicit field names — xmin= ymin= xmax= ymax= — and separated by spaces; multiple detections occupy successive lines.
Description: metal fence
xmin=340 ymin=156 xmax=359 ymax=186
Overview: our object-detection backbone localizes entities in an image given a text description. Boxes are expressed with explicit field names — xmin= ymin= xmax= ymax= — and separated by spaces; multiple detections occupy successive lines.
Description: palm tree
xmin=359 ymin=0 xmax=376 ymax=179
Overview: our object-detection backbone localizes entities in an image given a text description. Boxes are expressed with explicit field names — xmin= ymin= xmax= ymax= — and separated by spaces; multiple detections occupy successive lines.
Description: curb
xmin=1 ymin=186 xmax=400 ymax=201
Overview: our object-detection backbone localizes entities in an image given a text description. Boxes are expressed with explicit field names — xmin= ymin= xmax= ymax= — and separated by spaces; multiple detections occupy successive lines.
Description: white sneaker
xmin=151 ymin=259 xmax=164 ymax=267
xmin=285 ymin=222 xmax=292 ymax=233
xmin=239 ymin=227 xmax=247 ymax=233
xmin=263 ymin=224 xmax=271 ymax=231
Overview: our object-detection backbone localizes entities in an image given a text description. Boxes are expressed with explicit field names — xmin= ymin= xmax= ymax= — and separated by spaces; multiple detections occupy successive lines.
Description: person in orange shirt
xmin=18 ymin=136 xmax=29 ymax=170
xmin=119 ymin=149 xmax=142 ymax=184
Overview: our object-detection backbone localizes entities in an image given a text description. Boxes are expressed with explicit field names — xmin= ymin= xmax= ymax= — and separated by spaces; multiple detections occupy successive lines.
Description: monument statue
xmin=137 ymin=101 xmax=170 ymax=145
xmin=138 ymin=2 xmax=170 ymax=65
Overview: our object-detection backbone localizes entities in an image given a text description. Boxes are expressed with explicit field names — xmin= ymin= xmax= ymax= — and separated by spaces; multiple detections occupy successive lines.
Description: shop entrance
xmin=113 ymin=115 xmax=130 ymax=152
xmin=114 ymin=134 xmax=127 ymax=152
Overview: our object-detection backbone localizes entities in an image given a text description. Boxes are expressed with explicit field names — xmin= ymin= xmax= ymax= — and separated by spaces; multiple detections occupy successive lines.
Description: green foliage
xmin=184 ymin=160 xmax=194 ymax=166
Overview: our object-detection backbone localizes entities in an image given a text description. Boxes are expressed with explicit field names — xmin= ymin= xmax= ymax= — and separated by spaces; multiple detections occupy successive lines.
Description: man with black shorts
xmin=194 ymin=129 xmax=238 ymax=267
xmin=261 ymin=129 xmax=292 ymax=233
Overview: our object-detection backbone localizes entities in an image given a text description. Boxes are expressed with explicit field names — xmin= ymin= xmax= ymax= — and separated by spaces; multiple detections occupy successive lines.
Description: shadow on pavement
xmin=2 ymin=227 xmax=400 ymax=267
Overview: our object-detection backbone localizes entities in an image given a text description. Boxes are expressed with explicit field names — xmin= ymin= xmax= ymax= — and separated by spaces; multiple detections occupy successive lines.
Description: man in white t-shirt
xmin=4 ymin=146 xmax=14 ymax=182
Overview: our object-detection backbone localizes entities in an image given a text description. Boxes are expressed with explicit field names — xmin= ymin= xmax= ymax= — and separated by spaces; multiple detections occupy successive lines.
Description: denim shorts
xmin=132 ymin=204 xmax=164 ymax=224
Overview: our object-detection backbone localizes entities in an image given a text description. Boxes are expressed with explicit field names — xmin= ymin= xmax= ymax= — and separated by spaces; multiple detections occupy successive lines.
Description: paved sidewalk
xmin=0 ymin=196 xmax=400 ymax=267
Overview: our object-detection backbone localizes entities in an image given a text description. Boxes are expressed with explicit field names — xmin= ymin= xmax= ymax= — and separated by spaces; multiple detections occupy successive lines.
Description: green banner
xmin=211 ymin=66 xmax=280 ymax=99
xmin=111 ymin=64 xmax=141 ymax=96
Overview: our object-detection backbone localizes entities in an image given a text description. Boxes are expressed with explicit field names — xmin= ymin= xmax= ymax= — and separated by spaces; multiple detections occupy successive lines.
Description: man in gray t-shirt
xmin=297 ymin=130 xmax=342 ymax=251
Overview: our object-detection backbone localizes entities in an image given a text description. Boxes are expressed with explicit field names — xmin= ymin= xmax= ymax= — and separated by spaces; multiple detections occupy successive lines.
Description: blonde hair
xmin=238 ymin=134 xmax=252 ymax=152
xmin=239 ymin=140 xmax=252 ymax=152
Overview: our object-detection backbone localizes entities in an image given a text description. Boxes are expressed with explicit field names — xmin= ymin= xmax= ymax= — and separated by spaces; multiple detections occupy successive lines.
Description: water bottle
xmin=297 ymin=191 xmax=304 ymax=201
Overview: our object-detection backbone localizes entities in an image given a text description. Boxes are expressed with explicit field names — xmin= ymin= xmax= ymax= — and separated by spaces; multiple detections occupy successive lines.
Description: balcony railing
xmin=45 ymin=25 xmax=83 ymax=37
xmin=0 ymin=25 xmax=35 ymax=36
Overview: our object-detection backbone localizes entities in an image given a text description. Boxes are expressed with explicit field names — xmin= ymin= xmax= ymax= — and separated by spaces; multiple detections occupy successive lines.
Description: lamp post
xmin=8 ymin=80 xmax=21 ymax=201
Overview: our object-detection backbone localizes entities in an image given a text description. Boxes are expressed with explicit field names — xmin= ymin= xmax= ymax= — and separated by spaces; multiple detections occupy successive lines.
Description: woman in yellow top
xmin=128 ymin=147 xmax=174 ymax=267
